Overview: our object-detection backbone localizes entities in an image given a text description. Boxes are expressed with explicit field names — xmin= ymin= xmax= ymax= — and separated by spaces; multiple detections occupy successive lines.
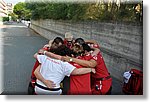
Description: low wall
xmin=30 ymin=19 xmax=143 ymax=81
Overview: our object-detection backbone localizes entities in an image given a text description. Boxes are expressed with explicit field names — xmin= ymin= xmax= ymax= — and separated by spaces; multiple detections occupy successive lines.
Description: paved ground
xmin=0 ymin=22 xmax=124 ymax=95
xmin=1 ymin=22 xmax=49 ymax=94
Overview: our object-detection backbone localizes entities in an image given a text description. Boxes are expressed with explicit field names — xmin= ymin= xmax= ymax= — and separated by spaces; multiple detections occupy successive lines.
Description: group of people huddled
xmin=28 ymin=32 xmax=112 ymax=95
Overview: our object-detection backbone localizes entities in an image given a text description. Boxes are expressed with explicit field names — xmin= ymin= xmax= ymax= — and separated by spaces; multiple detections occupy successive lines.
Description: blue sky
xmin=4 ymin=0 xmax=25 ymax=5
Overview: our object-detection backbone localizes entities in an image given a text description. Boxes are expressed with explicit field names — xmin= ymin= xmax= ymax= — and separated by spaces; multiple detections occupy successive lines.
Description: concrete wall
xmin=30 ymin=19 xmax=143 ymax=81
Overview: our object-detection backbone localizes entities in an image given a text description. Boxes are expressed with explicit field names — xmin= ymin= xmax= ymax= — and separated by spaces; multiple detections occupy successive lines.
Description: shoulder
xmin=61 ymin=61 xmax=75 ymax=68
xmin=62 ymin=61 xmax=71 ymax=66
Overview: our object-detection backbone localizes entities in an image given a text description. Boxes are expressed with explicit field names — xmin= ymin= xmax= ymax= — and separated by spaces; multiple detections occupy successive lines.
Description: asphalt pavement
xmin=1 ymin=22 xmax=49 ymax=94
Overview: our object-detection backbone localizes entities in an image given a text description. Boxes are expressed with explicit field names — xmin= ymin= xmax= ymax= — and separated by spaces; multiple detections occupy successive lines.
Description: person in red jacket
xmin=28 ymin=37 xmax=64 ymax=95
xmin=62 ymin=38 xmax=112 ymax=95
xmin=68 ymin=55 xmax=92 ymax=95
xmin=63 ymin=39 xmax=97 ymax=95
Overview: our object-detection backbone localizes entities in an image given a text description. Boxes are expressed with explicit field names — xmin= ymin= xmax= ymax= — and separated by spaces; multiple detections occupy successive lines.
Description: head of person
xmin=65 ymin=32 xmax=73 ymax=42
xmin=54 ymin=45 xmax=73 ymax=57
xmin=73 ymin=38 xmax=93 ymax=56
xmin=50 ymin=37 xmax=64 ymax=51
xmin=64 ymin=32 xmax=74 ymax=48
xmin=82 ymin=43 xmax=93 ymax=54
xmin=71 ymin=38 xmax=85 ymax=56
xmin=74 ymin=38 xmax=85 ymax=45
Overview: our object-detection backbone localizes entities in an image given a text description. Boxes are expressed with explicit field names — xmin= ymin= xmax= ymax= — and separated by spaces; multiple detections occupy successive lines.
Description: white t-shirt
xmin=36 ymin=55 xmax=76 ymax=88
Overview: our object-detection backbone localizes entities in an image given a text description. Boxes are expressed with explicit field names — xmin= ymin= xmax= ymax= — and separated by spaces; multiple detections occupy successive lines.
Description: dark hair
xmin=54 ymin=45 xmax=73 ymax=56
xmin=75 ymin=38 xmax=92 ymax=52
xmin=52 ymin=37 xmax=64 ymax=45
xmin=75 ymin=38 xmax=85 ymax=45
xmin=82 ymin=43 xmax=92 ymax=52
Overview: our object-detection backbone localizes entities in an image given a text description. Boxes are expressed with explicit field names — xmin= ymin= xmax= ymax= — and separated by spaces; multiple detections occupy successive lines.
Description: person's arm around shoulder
xmin=62 ymin=56 xmax=97 ymax=68
xmin=91 ymin=47 xmax=100 ymax=57
xmin=38 ymin=49 xmax=62 ymax=60
xmin=72 ymin=58 xmax=97 ymax=68
xmin=85 ymin=39 xmax=98 ymax=45
xmin=71 ymin=67 xmax=95 ymax=75
xmin=62 ymin=62 xmax=95 ymax=76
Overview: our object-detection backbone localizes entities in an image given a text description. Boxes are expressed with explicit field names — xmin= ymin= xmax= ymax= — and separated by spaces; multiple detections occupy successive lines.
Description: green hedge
xmin=3 ymin=17 xmax=9 ymax=22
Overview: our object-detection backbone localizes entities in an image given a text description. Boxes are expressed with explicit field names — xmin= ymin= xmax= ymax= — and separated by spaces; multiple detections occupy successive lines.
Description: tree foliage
xmin=8 ymin=13 xmax=18 ymax=21
xmin=25 ymin=0 xmax=142 ymax=23
xmin=26 ymin=2 xmax=87 ymax=21
xmin=13 ymin=2 xmax=31 ymax=20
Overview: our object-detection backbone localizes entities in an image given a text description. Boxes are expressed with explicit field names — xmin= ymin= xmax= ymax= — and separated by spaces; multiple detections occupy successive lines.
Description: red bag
xmin=122 ymin=69 xmax=143 ymax=95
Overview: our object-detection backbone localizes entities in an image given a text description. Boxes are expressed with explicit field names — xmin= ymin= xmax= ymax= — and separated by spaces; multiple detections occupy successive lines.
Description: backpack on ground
xmin=122 ymin=69 xmax=143 ymax=95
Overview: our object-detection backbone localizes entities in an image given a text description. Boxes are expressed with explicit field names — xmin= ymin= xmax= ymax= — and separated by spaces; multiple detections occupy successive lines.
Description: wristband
xmin=44 ymin=51 xmax=47 ymax=55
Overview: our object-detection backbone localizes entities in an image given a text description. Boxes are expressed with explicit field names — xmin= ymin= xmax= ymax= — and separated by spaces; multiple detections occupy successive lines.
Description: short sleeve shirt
xmin=36 ymin=55 xmax=76 ymax=88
